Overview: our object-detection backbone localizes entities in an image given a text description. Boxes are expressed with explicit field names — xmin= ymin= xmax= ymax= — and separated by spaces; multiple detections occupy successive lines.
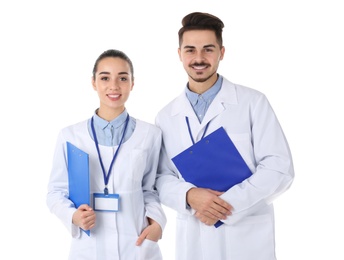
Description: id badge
xmin=93 ymin=193 xmax=120 ymax=212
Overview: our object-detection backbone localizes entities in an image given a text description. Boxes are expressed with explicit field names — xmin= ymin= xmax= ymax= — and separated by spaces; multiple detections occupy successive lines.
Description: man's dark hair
xmin=178 ymin=12 xmax=224 ymax=47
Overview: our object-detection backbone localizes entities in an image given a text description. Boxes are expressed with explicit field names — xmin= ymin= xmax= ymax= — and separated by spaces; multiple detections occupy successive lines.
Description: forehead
xmin=96 ymin=57 xmax=130 ymax=73
xmin=181 ymin=30 xmax=218 ymax=48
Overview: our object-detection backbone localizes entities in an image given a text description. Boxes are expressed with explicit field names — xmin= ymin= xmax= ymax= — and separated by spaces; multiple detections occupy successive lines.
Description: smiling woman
xmin=91 ymin=51 xmax=134 ymax=120
xmin=46 ymin=49 xmax=167 ymax=260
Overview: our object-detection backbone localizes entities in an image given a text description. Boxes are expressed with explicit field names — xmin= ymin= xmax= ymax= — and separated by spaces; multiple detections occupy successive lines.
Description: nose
xmin=193 ymin=51 xmax=205 ymax=63
xmin=109 ymin=80 xmax=120 ymax=90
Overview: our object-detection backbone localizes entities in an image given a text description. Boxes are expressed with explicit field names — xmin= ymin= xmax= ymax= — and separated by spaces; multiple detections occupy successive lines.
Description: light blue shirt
xmin=87 ymin=109 xmax=136 ymax=146
xmin=185 ymin=74 xmax=223 ymax=123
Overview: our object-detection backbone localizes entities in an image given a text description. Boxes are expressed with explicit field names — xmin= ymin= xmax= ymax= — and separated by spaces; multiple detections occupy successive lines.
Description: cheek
xmin=181 ymin=58 xmax=191 ymax=68
xmin=179 ymin=54 xmax=189 ymax=63
xmin=121 ymin=86 xmax=132 ymax=98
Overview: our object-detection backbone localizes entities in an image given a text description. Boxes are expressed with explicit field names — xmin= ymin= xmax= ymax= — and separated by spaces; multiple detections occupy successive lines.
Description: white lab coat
xmin=47 ymin=119 xmax=166 ymax=260
xmin=155 ymin=77 xmax=294 ymax=260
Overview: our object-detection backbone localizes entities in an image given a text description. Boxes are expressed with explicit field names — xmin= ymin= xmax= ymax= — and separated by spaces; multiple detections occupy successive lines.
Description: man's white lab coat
xmin=155 ymin=77 xmax=294 ymax=260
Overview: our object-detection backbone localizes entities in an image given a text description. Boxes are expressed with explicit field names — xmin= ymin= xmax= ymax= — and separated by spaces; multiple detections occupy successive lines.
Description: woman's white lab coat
xmin=47 ymin=119 xmax=166 ymax=260
xmin=155 ymin=77 xmax=294 ymax=260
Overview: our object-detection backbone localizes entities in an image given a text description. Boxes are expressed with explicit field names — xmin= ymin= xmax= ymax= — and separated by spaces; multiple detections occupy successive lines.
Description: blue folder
xmin=67 ymin=142 xmax=90 ymax=236
xmin=171 ymin=127 xmax=252 ymax=227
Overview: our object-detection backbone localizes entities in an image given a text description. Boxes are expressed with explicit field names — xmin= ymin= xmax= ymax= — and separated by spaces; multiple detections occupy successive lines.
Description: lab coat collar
xmin=170 ymin=77 xmax=238 ymax=120
xmin=93 ymin=108 xmax=129 ymax=130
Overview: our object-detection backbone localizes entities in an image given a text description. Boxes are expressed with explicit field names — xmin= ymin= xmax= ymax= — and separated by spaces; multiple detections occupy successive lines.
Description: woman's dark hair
xmin=92 ymin=49 xmax=134 ymax=81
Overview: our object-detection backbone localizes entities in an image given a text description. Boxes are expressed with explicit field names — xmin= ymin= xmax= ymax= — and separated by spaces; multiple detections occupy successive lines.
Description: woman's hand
xmin=136 ymin=218 xmax=162 ymax=246
xmin=72 ymin=204 xmax=96 ymax=230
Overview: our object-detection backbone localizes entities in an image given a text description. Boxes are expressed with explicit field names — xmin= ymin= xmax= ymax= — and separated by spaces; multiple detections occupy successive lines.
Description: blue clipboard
xmin=172 ymin=127 xmax=252 ymax=227
xmin=67 ymin=142 xmax=91 ymax=236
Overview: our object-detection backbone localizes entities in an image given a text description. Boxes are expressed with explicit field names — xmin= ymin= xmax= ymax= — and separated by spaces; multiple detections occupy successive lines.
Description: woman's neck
xmin=96 ymin=107 xmax=125 ymax=122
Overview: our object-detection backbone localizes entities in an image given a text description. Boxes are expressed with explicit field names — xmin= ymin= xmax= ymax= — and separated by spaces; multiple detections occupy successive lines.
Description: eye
xmin=205 ymin=48 xmax=214 ymax=53
xmin=120 ymin=77 xmax=128 ymax=82
xmin=100 ymin=76 xmax=110 ymax=81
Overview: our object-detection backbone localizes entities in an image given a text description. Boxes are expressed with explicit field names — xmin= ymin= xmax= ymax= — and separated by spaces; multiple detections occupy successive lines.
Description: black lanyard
xmin=91 ymin=114 xmax=129 ymax=194
xmin=185 ymin=116 xmax=210 ymax=144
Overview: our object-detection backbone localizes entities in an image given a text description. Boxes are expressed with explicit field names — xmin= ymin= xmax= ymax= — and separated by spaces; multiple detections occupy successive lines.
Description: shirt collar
xmin=185 ymin=74 xmax=223 ymax=105
xmin=93 ymin=109 xmax=129 ymax=130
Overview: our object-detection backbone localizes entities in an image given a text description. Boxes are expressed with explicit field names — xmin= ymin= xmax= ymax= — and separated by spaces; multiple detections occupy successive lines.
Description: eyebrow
xmin=183 ymin=44 xmax=216 ymax=49
xmin=98 ymin=71 xmax=110 ymax=75
xmin=98 ymin=71 xmax=129 ymax=75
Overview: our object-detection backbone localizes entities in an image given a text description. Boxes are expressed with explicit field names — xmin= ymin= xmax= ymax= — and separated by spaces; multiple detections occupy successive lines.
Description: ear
xmin=131 ymin=81 xmax=134 ymax=91
xmin=178 ymin=48 xmax=182 ymax=61
xmin=220 ymin=46 xmax=225 ymax=60
xmin=91 ymin=76 xmax=97 ymax=91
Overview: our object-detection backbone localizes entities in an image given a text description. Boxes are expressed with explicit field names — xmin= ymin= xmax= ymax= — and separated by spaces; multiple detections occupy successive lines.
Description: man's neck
xmin=188 ymin=74 xmax=218 ymax=94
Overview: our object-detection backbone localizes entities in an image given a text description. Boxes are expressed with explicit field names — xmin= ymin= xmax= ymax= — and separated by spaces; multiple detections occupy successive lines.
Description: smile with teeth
xmin=192 ymin=65 xmax=208 ymax=70
xmin=108 ymin=94 xmax=120 ymax=98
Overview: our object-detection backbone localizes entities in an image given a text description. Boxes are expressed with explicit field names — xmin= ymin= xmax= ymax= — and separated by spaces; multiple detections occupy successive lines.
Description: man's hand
xmin=187 ymin=188 xmax=233 ymax=225
xmin=72 ymin=204 xmax=96 ymax=230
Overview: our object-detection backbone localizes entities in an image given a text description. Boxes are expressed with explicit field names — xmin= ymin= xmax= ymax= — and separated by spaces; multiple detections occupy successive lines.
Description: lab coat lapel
xmin=201 ymin=78 xmax=239 ymax=136
xmin=170 ymin=93 xmax=203 ymax=146
xmin=170 ymin=79 xmax=238 ymax=144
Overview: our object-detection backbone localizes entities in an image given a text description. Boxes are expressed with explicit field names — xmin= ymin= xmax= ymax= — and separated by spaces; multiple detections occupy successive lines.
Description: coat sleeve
xmin=141 ymin=126 xmax=167 ymax=231
xmin=46 ymin=131 xmax=81 ymax=238
xmin=155 ymin=110 xmax=196 ymax=215
xmin=155 ymin=143 xmax=196 ymax=214
xmin=220 ymin=93 xmax=294 ymax=225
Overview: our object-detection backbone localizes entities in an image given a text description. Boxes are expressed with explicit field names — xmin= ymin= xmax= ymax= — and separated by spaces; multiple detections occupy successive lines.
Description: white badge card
xmin=93 ymin=193 xmax=119 ymax=212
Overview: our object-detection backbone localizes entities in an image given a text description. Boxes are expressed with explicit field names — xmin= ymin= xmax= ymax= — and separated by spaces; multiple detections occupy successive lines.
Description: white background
xmin=1 ymin=0 xmax=343 ymax=259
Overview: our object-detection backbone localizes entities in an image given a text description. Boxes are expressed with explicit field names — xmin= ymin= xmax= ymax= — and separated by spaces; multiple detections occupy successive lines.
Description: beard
xmin=188 ymin=70 xmax=217 ymax=83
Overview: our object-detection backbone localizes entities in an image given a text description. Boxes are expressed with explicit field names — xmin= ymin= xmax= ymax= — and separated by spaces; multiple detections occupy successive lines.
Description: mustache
xmin=190 ymin=62 xmax=209 ymax=66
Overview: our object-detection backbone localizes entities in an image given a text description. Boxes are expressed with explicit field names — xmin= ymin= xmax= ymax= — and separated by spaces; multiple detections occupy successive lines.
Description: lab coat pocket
xmin=69 ymin=234 xmax=97 ymax=259
xmin=175 ymin=214 xmax=201 ymax=260
xmin=136 ymin=239 xmax=162 ymax=260
xmin=228 ymin=133 xmax=255 ymax=171
xmin=128 ymin=149 xmax=147 ymax=182
xmin=226 ymin=214 xmax=276 ymax=260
